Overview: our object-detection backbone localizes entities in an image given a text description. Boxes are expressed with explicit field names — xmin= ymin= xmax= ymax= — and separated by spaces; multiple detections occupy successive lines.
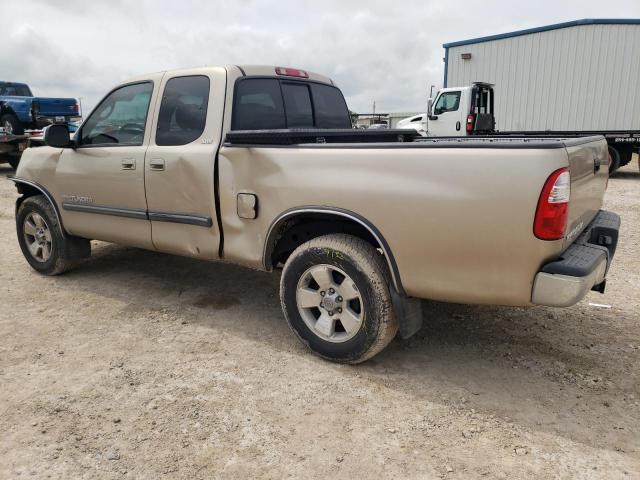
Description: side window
xmin=310 ymin=83 xmax=351 ymax=128
xmin=80 ymin=82 xmax=153 ymax=146
xmin=156 ymin=75 xmax=210 ymax=146
xmin=232 ymin=79 xmax=285 ymax=130
xmin=282 ymin=83 xmax=313 ymax=128
xmin=434 ymin=91 xmax=461 ymax=115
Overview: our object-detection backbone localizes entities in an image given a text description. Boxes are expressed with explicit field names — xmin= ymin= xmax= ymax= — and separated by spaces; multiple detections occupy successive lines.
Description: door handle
xmin=121 ymin=158 xmax=136 ymax=170
xmin=149 ymin=158 xmax=165 ymax=171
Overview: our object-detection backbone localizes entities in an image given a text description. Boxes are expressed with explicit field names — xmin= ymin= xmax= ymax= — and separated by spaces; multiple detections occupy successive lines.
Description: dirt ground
xmin=0 ymin=159 xmax=638 ymax=480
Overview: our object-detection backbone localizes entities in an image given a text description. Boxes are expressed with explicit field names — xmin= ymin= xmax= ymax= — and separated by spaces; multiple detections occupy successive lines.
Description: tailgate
xmin=563 ymin=137 xmax=609 ymax=247
xmin=33 ymin=97 xmax=78 ymax=117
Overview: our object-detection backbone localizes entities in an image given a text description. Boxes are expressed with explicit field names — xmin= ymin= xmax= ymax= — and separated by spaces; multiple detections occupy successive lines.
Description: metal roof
xmin=443 ymin=18 xmax=640 ymax=48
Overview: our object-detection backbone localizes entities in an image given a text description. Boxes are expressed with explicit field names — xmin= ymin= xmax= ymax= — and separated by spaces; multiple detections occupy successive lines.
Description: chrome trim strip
xmin=263 ymin=206 xmax=405 ymax=295
xmin=61 ymin=201 xmax=212 ymax=227
xmin=62 ymin=202 xmax=148 ymax=220
xmin=148 ymin=212 xmax=213 ymax=227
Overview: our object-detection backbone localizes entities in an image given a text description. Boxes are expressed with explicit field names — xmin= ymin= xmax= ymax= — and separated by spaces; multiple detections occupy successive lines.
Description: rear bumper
xmin=531 ymin=210 xmax=620 ymax=307
xmin=33 ymin=115 xmax=79 ymax=129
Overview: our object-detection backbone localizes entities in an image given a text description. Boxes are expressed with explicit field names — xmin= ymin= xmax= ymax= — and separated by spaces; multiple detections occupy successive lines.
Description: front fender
xmin=0 ymin=98 xmax=32 ymax=123
xmin=9 ymin=176 xmax=67 ymax=236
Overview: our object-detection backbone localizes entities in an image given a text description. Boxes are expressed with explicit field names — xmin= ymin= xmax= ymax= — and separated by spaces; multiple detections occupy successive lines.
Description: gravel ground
xmin=0 ymin=159 xmax=638 ymax=479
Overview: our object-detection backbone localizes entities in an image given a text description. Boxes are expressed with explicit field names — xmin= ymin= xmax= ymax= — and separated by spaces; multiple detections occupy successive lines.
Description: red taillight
xmin=70 ymin=103 xmax=79 ymax=113
xmin=275 ymin=67 xmax=309 ymax=78
xmin=466 ymin=114 xmax=474 ymax=133
xmin=534 ymin=168 xmax=570 ymax=240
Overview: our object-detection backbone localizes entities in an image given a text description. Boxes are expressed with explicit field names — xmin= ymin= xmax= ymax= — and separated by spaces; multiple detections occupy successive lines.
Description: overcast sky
xmin=3 ymin=0 xmax=640 ymax=115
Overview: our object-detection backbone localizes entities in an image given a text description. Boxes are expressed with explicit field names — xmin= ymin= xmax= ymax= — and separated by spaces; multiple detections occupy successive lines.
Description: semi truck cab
xmin=425 ymin=82 xmax=495 ymax=137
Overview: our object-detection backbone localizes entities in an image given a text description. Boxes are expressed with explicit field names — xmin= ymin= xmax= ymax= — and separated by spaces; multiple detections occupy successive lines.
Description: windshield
xmin=0 ymin=83 xmax=32 ymax=97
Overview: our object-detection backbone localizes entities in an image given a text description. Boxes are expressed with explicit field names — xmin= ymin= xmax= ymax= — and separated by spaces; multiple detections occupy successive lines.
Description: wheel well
xmin=0 ymin=104 xmax=16 ymax=117
xmin=265 ymin=210 xmax=405 ymax=295
xmin=13 ymin=181 xmax=67 ymax=236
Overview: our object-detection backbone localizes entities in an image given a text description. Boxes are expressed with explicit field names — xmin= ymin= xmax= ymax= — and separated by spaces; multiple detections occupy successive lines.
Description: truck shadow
xmin=611 ymin=170 xmax=640 ymax=180
xmin=0 ymin=164 xmax=17 ymax=176
xmin=56 ymin=241 xmax=636 ymax=453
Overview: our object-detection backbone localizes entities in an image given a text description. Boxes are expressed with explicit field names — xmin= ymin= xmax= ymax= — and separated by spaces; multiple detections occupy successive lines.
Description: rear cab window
xmin=232 ymin=77 xmax=351 ymax=130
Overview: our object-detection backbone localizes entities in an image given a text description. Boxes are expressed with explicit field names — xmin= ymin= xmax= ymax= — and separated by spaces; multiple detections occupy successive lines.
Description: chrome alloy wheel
xmin=23 ymin=212 xmax=53 ymax=262
xmin=2 ymin=119 xmax=13 ymax=135
xmin=296 ymin=264 xmax=364 ymax=343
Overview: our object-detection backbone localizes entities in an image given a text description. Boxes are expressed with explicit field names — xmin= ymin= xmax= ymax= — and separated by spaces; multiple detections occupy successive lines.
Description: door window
xmin=156 ymin=76 xmax=210 ymax=146
xmin=434 ymin=91 xmax=461 ymax=115
xmin=80 ymin=82 xmax=153 ymax=146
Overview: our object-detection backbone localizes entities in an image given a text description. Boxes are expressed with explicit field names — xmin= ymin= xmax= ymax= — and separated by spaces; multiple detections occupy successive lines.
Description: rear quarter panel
xmin=218 ymin=144 xmax=569 ymax=305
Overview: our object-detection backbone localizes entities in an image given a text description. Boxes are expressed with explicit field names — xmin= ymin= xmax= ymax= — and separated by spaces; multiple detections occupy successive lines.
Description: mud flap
xmin=390 ymin=289 xmax=423 ymax=339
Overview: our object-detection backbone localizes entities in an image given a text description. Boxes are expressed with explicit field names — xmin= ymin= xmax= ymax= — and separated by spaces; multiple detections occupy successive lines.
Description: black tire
xmin=1 ymin=113 xmax=25 ymax=136
xmin=16 ymin=195 xmax=89 ymax=275
xmin=608 ymin=146 xmax=621 ymax=173
xmin=280 ymin=233 xmax=398 ymax=363
xmin=618 ymin=146 xmax=633 ymax=168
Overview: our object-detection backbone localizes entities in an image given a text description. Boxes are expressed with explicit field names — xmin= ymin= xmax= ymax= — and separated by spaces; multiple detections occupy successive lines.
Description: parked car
xmin=396 ymin=113 xmax=426 ymax=135
xmin=0 ymin=81 xmax=80 ymax=168
xmin=0 ymin=81 xmax=80 ymax=135
xmin=10 ymin=65 xmax=620 ymax=363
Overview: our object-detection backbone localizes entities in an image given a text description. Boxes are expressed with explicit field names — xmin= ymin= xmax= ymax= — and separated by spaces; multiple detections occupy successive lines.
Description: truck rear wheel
xmin=16 ymin=195 xmax=89 ymax=275
xmin=608 ymin=146 xmax=621 ymax=173
xmin=618 ymin=146 xmax=633 ymax=168
xmin=1 ymin=113 xmax=25 ymax=136
xmin=280 ymin=233 xmax=398 ymax=363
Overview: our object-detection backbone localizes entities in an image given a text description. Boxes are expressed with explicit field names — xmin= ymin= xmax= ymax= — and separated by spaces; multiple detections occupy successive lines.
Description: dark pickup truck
xmin=0 ymin=81 xmax=80 ymax=135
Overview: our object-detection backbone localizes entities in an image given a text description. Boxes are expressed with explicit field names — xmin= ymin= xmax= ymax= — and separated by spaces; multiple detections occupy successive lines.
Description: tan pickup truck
xmin=10 ymin=65 xmax=620 ymax=363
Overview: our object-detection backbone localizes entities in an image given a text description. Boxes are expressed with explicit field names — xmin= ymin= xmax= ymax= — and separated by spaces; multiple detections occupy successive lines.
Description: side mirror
xmin=427 ymin=98 xmax=438 ymax=120
xmin=44 ymin=124 xmax=72 ymax=148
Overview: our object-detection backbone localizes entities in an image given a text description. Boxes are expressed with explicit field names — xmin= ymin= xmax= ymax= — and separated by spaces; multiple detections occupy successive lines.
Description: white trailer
xmin=439 ymin=19 xmax=640 ymax=170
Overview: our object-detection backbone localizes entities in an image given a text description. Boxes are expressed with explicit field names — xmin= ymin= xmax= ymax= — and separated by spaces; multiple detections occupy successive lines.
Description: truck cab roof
xmin=122 ymin=65 xmax=336 ymax=87
xmin=0 ymin=81 xmax=33 ymax=97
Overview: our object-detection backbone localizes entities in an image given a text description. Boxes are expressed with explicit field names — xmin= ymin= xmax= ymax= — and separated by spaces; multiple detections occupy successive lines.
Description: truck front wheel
xmin=16 ymin=195 xmax=89 ymax=275
xmin=280 ymin=233 xmax=398 ymax=363
xmin=1 ymin=113 xmax=25 ymax=136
